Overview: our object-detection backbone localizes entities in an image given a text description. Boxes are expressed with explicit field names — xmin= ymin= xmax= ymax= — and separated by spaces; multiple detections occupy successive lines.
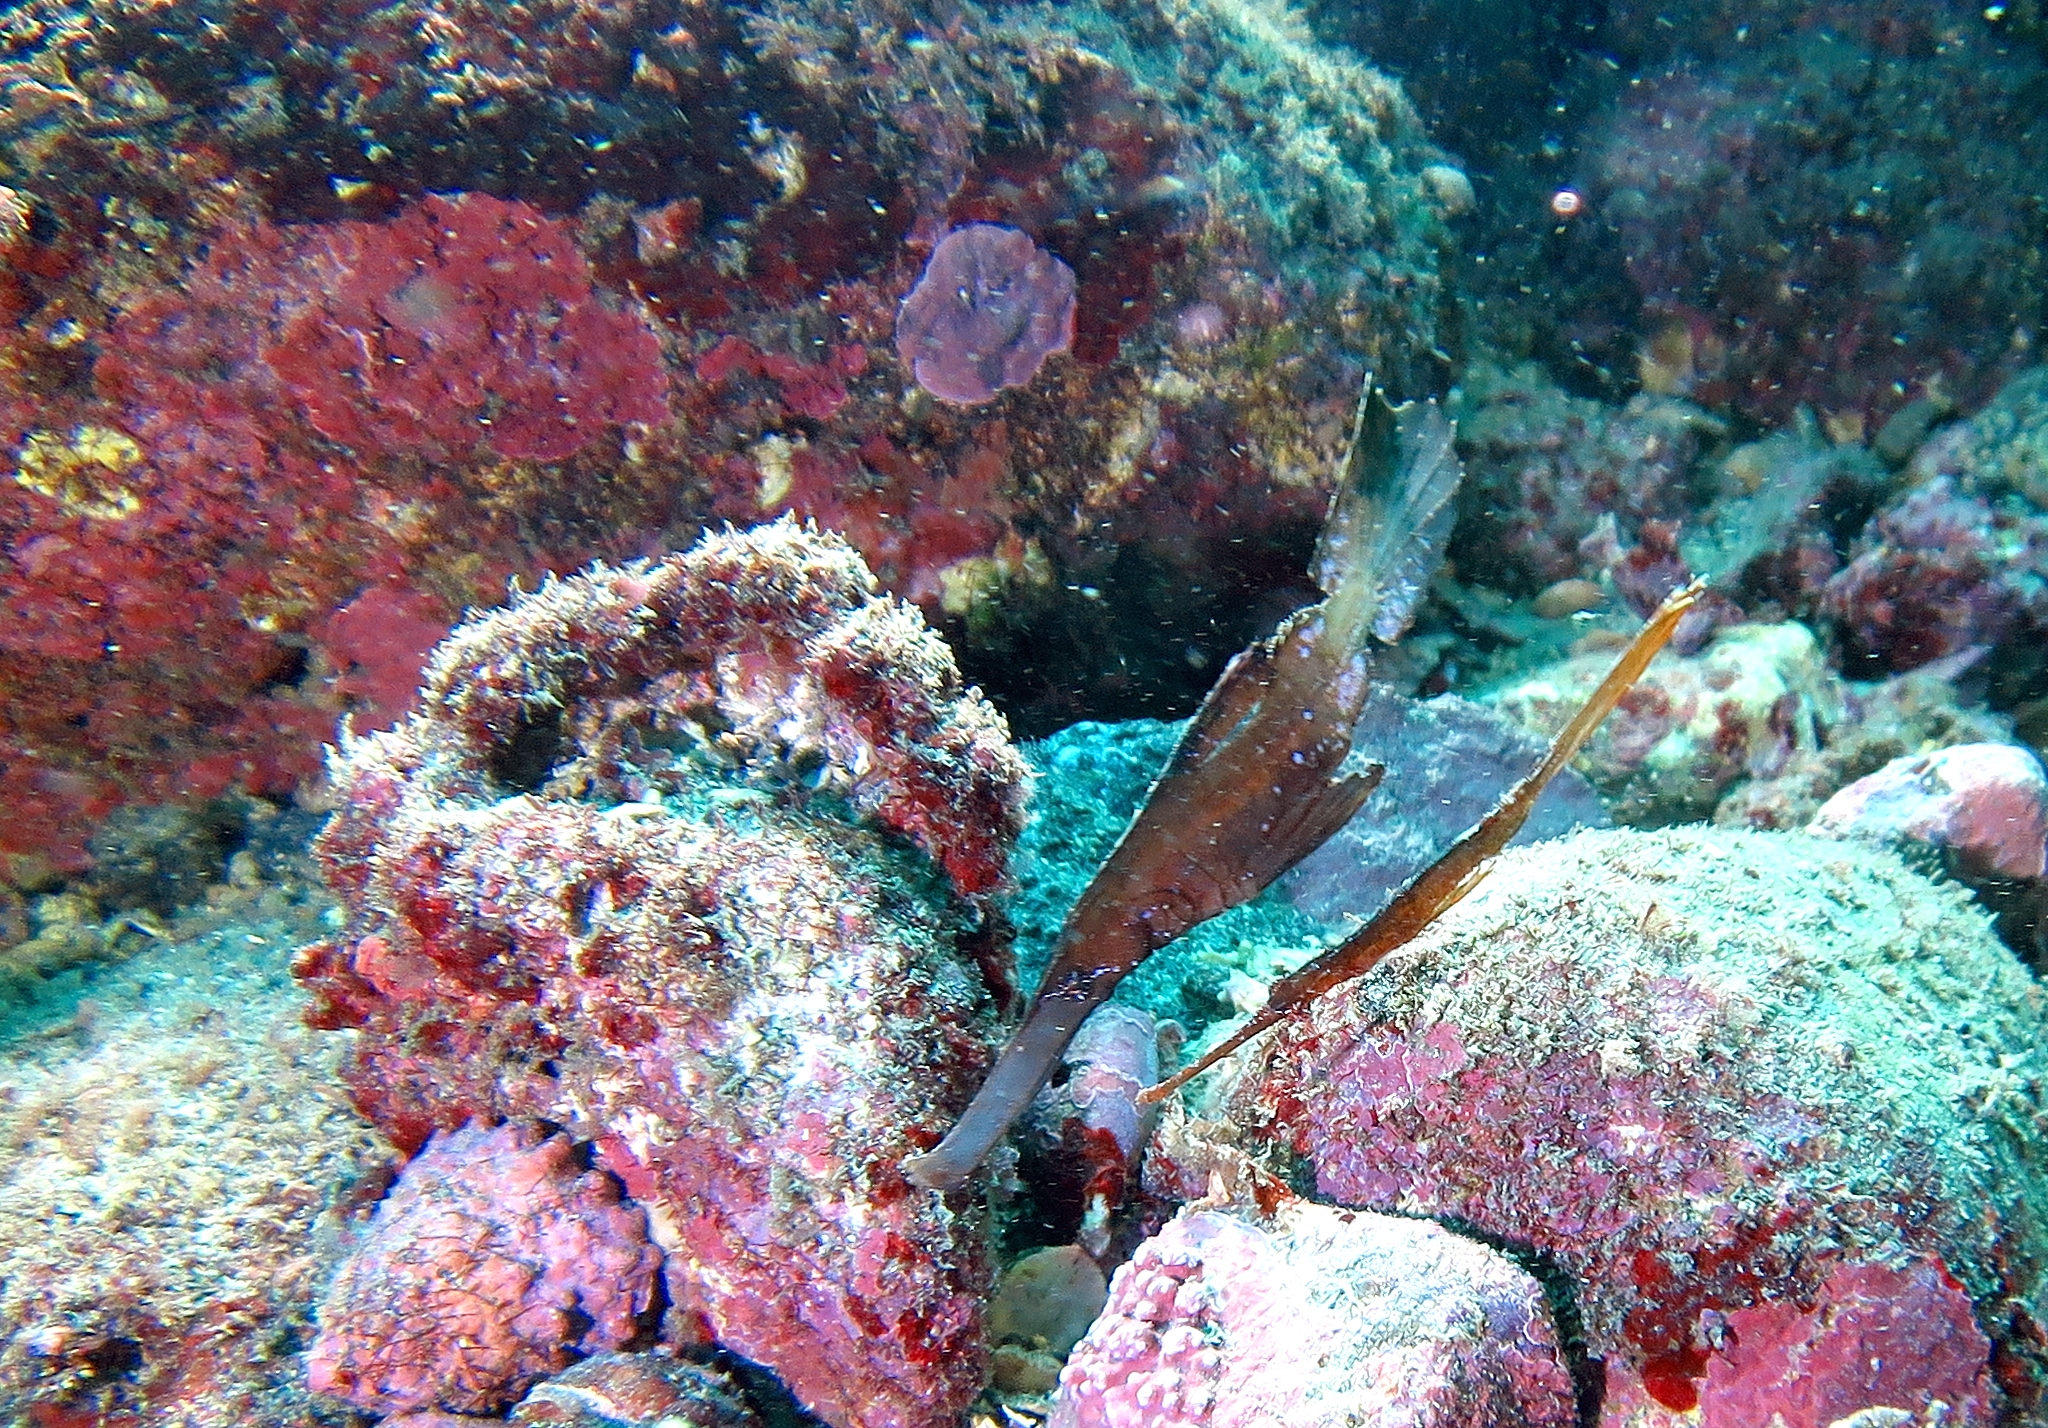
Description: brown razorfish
xmin=1137 ymin=573 xmax=1704 ymax=1107
xmin=905 ymin=382 xmax=1465 ymax=1192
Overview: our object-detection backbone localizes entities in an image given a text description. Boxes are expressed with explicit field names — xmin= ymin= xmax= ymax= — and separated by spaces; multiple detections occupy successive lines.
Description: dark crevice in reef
xmin=1436 ymin=1212 xmax=1608 ymax=1427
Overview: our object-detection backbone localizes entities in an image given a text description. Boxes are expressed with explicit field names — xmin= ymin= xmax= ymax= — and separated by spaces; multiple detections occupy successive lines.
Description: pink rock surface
xmin=1050 ymin=1194 xmax=1576 ymax=1428
xmin=245 ymin=192 xmax=671 ymax=465
xmin=296 ymin=521 xmax=1030 ymax=1428
xmin=309 ymin=1121 xmax=660 ymax=1416
xmin=1810 ymin=742 xmax=2048 ymax=882
xmin=1697 ymin=1258 xmax=1993 ymax=1428
xmin=1208 ymin=826 xmax=2048 ymax=1421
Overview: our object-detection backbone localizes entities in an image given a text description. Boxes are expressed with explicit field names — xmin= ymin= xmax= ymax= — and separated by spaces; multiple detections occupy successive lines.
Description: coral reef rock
xmin=1910 ymin=364 xmax=2048 ymax=513
xmin=308 ymin=1120 xmax=662 ymax=1416
xmin=295 ymin=519 xmax=1031 ymax=1428
xmin=1050 ymin=1194 xmax=1578 ymax=1427
xmin=1209 ymin=825 xmax=2048 ymax=1422
xmin=1588 ymin=10 xmax=2048 ymax=429
xmin=1817 ymin=362 xmax=2048 ymax=696
xmin=1450 ymin=360 xmax=1712 ymax=595
xmin=1821 ymin=476 xmax=2048 ymax=676
xmin=1810 ymin=741 xmax=2048 ymax=883
xmin=0 ymin=895 xmax=386 ymax=1425
xmin=0 ymin=0 xmax=1472 ymax=864
xmin=1484 ymin=621 xmax=1843 ymax=825
xmin=1711 ymin=665 xmax=2016 ymax=834
xmin=0 ymin=187 xmax=672 ymax=879
xmin=510 ymin=1353 xmax=765 ymax=1427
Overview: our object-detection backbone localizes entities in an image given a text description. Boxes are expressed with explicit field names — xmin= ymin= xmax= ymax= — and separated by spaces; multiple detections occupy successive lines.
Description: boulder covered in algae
xmin=1198 ymin=825 xmax=2048 ymax=1423
xmin=296 ymin=519 xmax=1030 ymax=1428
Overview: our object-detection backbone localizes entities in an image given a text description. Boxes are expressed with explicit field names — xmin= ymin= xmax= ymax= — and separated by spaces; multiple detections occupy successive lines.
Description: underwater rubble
xmin=5 ymin=0 xmax=2048 ymax=1425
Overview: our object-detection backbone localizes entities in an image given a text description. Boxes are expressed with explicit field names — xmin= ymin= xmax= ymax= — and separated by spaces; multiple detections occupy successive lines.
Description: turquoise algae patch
xmin=1008 ymin=720 xmax=1325 ymax=1032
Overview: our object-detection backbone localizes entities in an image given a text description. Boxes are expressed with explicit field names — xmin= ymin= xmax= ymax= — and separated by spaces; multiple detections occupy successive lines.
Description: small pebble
xmin=1533 ymin=578 xmax=1607 ymax=619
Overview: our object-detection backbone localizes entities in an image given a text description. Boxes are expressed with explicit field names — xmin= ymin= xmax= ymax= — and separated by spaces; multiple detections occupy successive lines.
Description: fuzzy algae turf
xmin=1212 ymin=824 xmax=2048 ymax=1414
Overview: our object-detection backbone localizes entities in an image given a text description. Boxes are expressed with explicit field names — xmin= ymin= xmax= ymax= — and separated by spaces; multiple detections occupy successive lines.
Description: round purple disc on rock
xmin=894 ymin=223 xmax=1077 ymax=405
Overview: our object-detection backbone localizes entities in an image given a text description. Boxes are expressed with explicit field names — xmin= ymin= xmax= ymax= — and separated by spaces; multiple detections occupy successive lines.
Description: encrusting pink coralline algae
xmin=295 ymin=518 xmax=1030 ymax=1428
xmin=1052 ymin=1191 xmax=1579 ymax=1428
xmin=307 ymin=1121 xmax=663 ymax=1416
xmin=1177 ymin=823 xmax=2048 ymax=1425
xmin=894 ymin=223 xmax=1078 ymax=406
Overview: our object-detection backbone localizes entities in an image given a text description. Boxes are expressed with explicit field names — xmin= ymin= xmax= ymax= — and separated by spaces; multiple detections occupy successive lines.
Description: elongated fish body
xmin=906 ymin=388 xmax=1463 ymax=1190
